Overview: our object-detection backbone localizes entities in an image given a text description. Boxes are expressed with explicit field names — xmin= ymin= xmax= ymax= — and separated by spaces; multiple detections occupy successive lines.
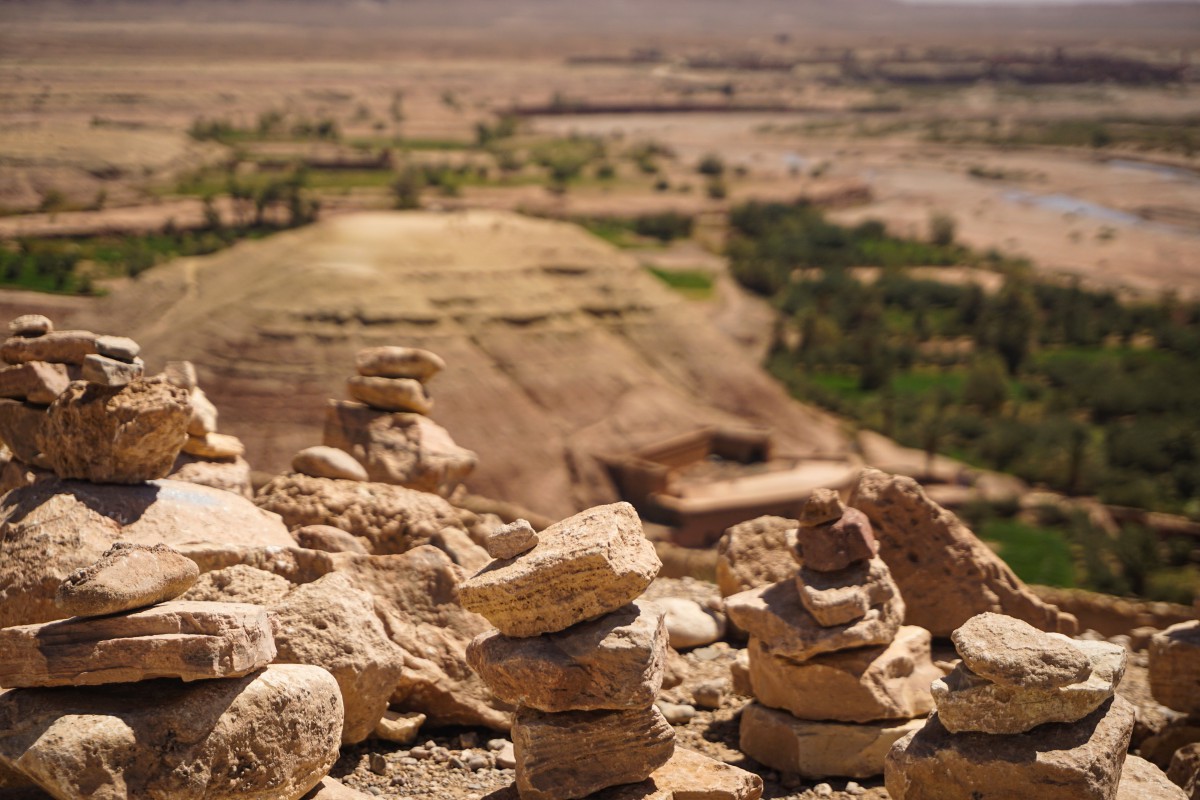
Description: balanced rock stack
xmin=885 ymin=612 xmax=1174 ymax=800
xmin=292 ymin=345 xmax=476 ymax=496
xmin=729 ymin=489 xmax=942 ymax=779
xmin=163 ymin=360 xmax=253 ymax=496
xmin=0 ymin=542 xmax=343 ymax=799
xmin=459 ymin=501 xmax=761 ymax=800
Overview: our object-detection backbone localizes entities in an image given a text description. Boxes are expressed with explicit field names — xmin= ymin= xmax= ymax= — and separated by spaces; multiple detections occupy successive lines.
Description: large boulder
xmin=38 ymin=377 xmax=191 ymax=483
xmin=0 ymin=478 xmax=294 ymax=627
xmin=0 ymin=664 xmax=342 ymax=800
xmin=323 ymin=401 xmax=476 ymax=495
xmin=254 ymin=472 xmax=467 ymax=554
xmin=850 ymin=469 xmax=1076 ymax=636
xmin=270 ymin=573 xmax=407 ymax=744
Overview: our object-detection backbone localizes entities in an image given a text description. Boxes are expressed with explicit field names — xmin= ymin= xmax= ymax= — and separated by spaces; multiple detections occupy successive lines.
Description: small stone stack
xmin=0 ymin=543 xmax=343 ymax=799
xmin=459 ymin=501 xmax=761 ymax=800
xmin=163 ymin=360 xmax=253 ymax=496
xmin=886 ymin=612 xmax=1150 ymax=800
xmin=728 ymin=489 xmax=942 ymax=779
xmin=292 ymin=345 xmax=476 ymax=496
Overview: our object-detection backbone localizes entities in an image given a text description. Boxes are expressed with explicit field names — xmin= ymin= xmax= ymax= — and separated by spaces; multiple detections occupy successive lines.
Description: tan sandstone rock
xmin=163 ymin=359 xmax=198 ymax=391
xmin=54 ymin=541 xmax=199 ymax=617
xmin=796 ymin=507 xmax=878 ymax=572
xmin=7 ymin=315 xmax=51 ymax=337
xmin=0 ymin=601 xmax=276 ymax=687
xmin=80 ymin=353 xmax=144 ymax=386
xmin=1121 ymin=754 xmax=1189 ymax=800
xmin=486 ymin=518 xmax=539 ymax=560
xmin=798 ymin=488 xmax=845 ymax=528
xmin=0 ymin=477 xmax=294 ymax=627
xmin=304 ymin=777 xmax=377 ymax=800
xmin=323 ymin=401 xmax=476 ymax=494
xmin=183 ymin=564 xmax=295 ymax=605
xmin=0 ymin=362 xmax=69 ymax=405
xmin=796 ymin=556 xmax=898 ymax=627
xmin=270 ymin=573 xmax=407 ymax=744
xmin=740 ymin=702 xmax=924 ymax=780
xmin=254 ymin=472 xmax=468 ymax=555
xmin=458 ymin=502 xmax=661 ymax=638
xmin=593 ymin=747 xmax=764 ymax=800
xmin=187 ymin=386 xmax=218 ymax=434
xmin=513 ymin=705 xmax=675 ymax=800
xmin=1168 ymin=744 xmax=1200 ymax=800
xmin=183 ymin=432 xmax=246 ymax=460
xmin=715 ymin=515 xmax=798 ymax=598
xmin=38 ymin=377 xmax=190 ymax=483
xmin=373 ymin=710 xmax=425 ymax=745
xmin=0 ymin=664 xmax=342 ymax=800
xmin=748 ymin=625 xmax=940 ymax=723
xmin=645 ymin=596 xmax=726 ymax=650
xmin=0 ymin=330 xmax=97 ymax=365
xmin=850 ymin=469 xmax=1076 ymax=636
xmin=952 ymin=612 xmax=1092 ymax=689
xmin=356 ymin=346 xmax=445 ymax=382
xmin=347 ymin=376 xmax=433 ymax=414
xmin=169 ymin=452 xmax=253 ymax=497
xmin=293 ymin=445 xmax=369 ymax=482
xmin=467 ymin=601 xmax=667 ymax=712
xmin=933 ymin=637 xmax=1126 ymax=734
xmin=884 ymin=696 xmax=1136 ymax=800
xmin=1150 ymin=620 xmax=1200 ymax=714
xmin=724 ymin=578 xmax=902 ymax=662
xmin=94 ymin=335 xmax=140 ymax=362
xmin=293 ymin=525 xmax=371 ymax=554
xmin=0 ymin=399 xmax=49 ymax=466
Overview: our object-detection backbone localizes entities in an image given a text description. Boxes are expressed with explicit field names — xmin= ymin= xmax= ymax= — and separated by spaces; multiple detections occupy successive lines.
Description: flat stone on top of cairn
xmin=486 ymin=518 xmax=539 ymax=560
xmin=355 ymin=346 xmax=445 ymax=381
xmin=8 ymin=314 xmax=52 ymax=337
xmin=458 ymin=501 xmax=660 ymax=638
xmin=952 ymin=611 xmax=1092 ymax=689
xmin=55 ymin=541 xmax=200 ymax=618
xmin=346 ymin=375 xmax=432 ymax=414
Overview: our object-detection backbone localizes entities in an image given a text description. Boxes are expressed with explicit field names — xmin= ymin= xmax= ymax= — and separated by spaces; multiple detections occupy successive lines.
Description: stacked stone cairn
xmin=292 ymin=345 xmax=477 ymax=496
xmin=728 ymin=489 xmax=943 ymax=779
xmin=162 ymin=359 xmax=253 ymax=496
xmin=458 ymin=502 xmax=762 ymax=800
xmin=885 ymin=611 xmax=1173 ymax=800
xmin=0 ymin=541 xmax=343 ymax=799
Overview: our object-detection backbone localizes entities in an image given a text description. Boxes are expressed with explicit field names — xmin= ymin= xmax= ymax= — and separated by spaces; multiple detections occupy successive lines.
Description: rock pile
xmin=459 ymin=501 xmax=761 ymax=800
xmin=164 ymin=359 xmax=253 ymax=496
xmin=728 ymin=489 xmax=942 ymax=779
xmin=290 ymin=345 xmax=476 ymax=495
xmin=885 ymin=612 xmax=1176 ymax=800
xmin=0 ymin=543 xmax=343 ymax=799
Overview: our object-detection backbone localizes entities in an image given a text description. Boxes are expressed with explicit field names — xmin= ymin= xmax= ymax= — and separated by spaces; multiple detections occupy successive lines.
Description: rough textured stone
xmin=740 ymin=702 xmax=924 ymax=779
xmin=94 ymin=335 xmax=140 ymax=362
xmin=748 ymin=625 xmax=940 ymax=723
xmin=1123 ymin=755 xmax=1189 ymax=800
xmin=270 ymin=573 xmax=407 ymax=744
xmin=644 ymin=597 xmax=726 ymax=650
xmin=797 ymin=507 xmax=878 ymax=572
xmin=430 ymin=526 xmax=491 ymax=573
xmin=724 ymin=578 xmax=903 ymax=662
xmin=81 ymin=353 xmax=144 ymax=386
xmin=293 ymin=524 xmax=371 ymax=554
xmin=169 ymin=453 xmax=253 ymax=497
xmin=798 ymin=488 xmax=845 ymax=528
xmin=7 ymin=315 xmax=51 ymax=338
xmin=934 ymin=637 xmax=1126 ymax=734
xmin=593 ymin=747 xmax=764 ymax=800
xmin=850 ymin=469 xmax=1077 ymax=636
xmin=715 ymin=515 xmax=798 ymax=598
xmin=0 ymin=477 xmax=294 ymax=627
xmin=0 ymin=330 xmax=97 ymax=365
xmin=163 ymin=360 xmax=198 ymax=390
xmin=38 ymin=377 xmax=190 ymax=483
xmin=1168 ymin=744 xmax=1200 ymax=800
xmin=796 ymin=556 xmax=898 ymax=627
xmin=458 ymin=502 xmax=661 ymax=638
xmin=0 ymin=399 xmax=49 ymax=466
xmin=0 ymin=601 xmax=276 ymax=687
xmin=486 ymin=518 xmax=539 ymax=560
xmin=347 ymin=376 xmax=433 ymax=414
xmin=0 ymin=664 xmax=342 ymax=800
xmin=0 ymin=362 xmax=68 ymax=405
xmin=254 ymin=472 xmax=468 ymax=555
xmin=183 ymin=431 xmax=246 ymax=460
xmin=467 ymin=601 xmax=666 ymax=712
xmin=293 ymin=445 xmax=369 ymax=482
xmin=953 ymin=612 xmax=1092 ymax=689
xmin=55 ymin=541 xmax=199 ymax=617
xmin=356 ymin=346 xmax=445 ymax=381
xmin=182 ymin=564 xmax=295 ymax=605
xmin=1150 ymin=621 xmax=1200 ymax=714
xmin=373 ymin=710 xmax=425 ymax=745
xmin=513 ymin=705 xmax=675 ymax=800
xmin=188 ymin=386 xmax=218 ymax=434
xmin=323 ymin=400 xmax=476 ymax=494
xmin=884 ymin=697 xmax=1135 ymax=800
